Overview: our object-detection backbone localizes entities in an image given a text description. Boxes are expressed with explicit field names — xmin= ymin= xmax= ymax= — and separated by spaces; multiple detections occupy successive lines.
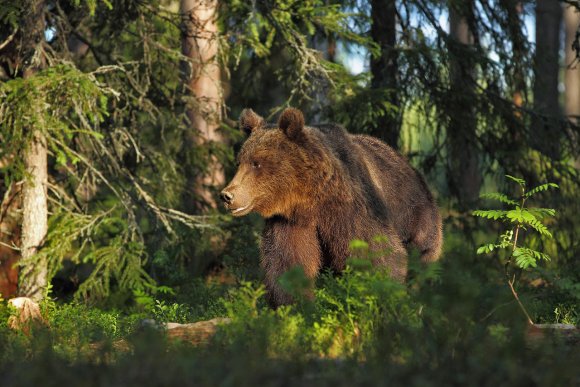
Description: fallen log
xmin=139 ymin=317 xmax=231 ymax=345
xmin=164 ymin=318 xmax=231 ymax=345
xmin=526 ymin=323 xmax=579 ymax=346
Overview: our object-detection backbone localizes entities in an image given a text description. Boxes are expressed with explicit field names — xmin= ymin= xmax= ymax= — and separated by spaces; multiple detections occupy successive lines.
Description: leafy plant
xmin=473 ymin=175 xmax=559 ymax=324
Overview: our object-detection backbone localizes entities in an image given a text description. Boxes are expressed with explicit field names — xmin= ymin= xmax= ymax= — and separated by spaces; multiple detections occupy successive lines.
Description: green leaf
xmin=520 ymin=212 xmax=553 ymax=237
xmin=477 ymin=243 xmax=496 ymax=254
xmin=480 ymin=192 xmax=518 ymax=206
xmin=524 ymin=183 xmax=559 ymax=198
xmin=513 ymin=247 xmax=551 ymax=269
xmin=349 ymin=239 xmax=369 ymax=250
xmin=472 ymin=209 xmax=508 ymax=220
xmin=505 ymin=175 xmax=526 ymax=187
xmin=506 ymin=208 xmax=524 ymax=222
xmin=528 ymin=208 xmax=556 ymax=219
xmin=513 ymin=248 xmax=536 ymax=269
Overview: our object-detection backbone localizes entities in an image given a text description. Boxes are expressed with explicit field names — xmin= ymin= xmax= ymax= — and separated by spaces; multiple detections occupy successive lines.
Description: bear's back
xmin=311 ymin=123 xmax=356 ymax=167
xmin=310 ymin=124 xmax=435 ymax=232
xmin=310 ymin=124 xmax=392 ymax=221
xmin=311 ymin=124 xmax=378 ymax=190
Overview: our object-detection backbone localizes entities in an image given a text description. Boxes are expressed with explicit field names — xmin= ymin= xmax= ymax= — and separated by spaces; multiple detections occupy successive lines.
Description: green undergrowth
xmin=0 ymin=253 xmax=578 ymax=386
xmin=0 ymin=217 xmax=577 ymax=385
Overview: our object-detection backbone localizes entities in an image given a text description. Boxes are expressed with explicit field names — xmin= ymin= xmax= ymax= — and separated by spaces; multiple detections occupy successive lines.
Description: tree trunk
xmin=564 ymin=4 xmax=580 ymax=126
xmin=180 ymin=0 xmax=224 ymax=211
xmin=15 ymin=0 xmax=49 ymax=302
xmin=502 ymin=0 xmax=526 ymax=116
xmin=370 ymin=0 xmax=400 ymax=148
xmin=18 ymin=129 xmax=48 ymax=301
xmin=532 ymin=0 xmax=562 ymax=159
xmin=447 ymin=1 xmax=481 ymax=210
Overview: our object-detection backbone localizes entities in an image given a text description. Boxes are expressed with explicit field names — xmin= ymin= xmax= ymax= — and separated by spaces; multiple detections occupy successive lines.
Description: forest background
xmin=0 ymin=0 xmax=578 ymax=385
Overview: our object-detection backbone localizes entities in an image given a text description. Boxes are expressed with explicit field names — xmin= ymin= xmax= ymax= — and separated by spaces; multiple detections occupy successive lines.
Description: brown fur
xmin=222 ymin=108 xmax=443 ymax=306
xmin=0 ymin=184 xmax=21 ymax=299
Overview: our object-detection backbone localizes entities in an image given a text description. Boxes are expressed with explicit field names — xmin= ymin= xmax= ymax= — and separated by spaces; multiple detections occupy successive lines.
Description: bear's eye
xmin=251 ymin=161 xmax=261 ymax=169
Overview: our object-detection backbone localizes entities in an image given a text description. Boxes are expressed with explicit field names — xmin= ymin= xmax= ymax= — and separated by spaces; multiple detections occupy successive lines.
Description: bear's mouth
xmin=230 ymin=203 xmax=253 ymax=216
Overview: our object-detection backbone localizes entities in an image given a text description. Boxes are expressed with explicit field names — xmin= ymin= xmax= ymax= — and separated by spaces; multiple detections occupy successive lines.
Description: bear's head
xmin=220 ymin=107 xmax=320 ymax=218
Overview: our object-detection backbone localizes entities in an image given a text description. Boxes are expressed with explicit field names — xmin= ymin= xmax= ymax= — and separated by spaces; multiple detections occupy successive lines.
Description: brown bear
xmin=221 ymin=107 xmax=442 ymax=306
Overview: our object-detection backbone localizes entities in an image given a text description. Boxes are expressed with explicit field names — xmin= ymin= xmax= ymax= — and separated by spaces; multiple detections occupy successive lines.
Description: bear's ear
xmin=278 ymin=107 xmax=305 ymax=141
xmin=239 ymin=109 xmax=264 ymax=135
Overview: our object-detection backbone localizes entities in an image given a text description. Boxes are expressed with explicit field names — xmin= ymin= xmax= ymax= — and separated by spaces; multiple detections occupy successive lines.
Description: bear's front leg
xmin=261 ymin=217 xmax=321 ymax=307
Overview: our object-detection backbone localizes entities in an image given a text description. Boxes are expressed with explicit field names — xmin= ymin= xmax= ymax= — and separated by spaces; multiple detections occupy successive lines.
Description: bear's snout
xmin=220 ymin=190 xmax=234 ymax=205
xmin=219 ymin=186 xmax=252 ymax=216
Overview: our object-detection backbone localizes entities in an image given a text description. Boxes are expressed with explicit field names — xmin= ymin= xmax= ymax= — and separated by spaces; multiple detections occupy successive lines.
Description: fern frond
xmin=506 ymin=208 xmax=524 ymax=222
xmin=505 ymin=175 xmax=526 ymax=187
xmin=528 ymin=208 xmax=556 ymax=219
xmin=480 ymin=192 xmax=518 ymax=206
xmin=472 ymin=209 xmax=508 ymax=220
xmin=524 ymin=183 xmax=559 ymax=198
xmin=506 ymin=209 xmax=553 ymax=237
xmin=513 ymin=248 xmax=536 ymax=269
xmin=513 ymin=247 xmax=551 ymax=269
xmin=523 ymin=218 xmax=553 ymax=238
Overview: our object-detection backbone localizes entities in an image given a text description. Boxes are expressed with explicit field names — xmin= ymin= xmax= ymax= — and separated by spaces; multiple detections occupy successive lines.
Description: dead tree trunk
xmin=180 ymin=0 xmax=224 ymax=211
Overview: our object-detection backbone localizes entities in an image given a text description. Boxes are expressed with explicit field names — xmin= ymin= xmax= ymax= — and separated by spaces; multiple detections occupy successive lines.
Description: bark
xmin=564 ymin=4 xmax=580 ymax=126
xmin=180 ymin=0 xmax=224 ymax=210
xmin=18 ymin=130 xmax=48 ymax=301
xmin=501 ymin=0 xmax=526 ymax=116
xmin=370 ymin=0 xmax=400 ymax=148
xmin=16 ymin=0 xmax=49 ymax=301
xmin=447 ymin=1 xmax=481 ymax=210
xmin=532 ymin=0 xmax=562 ymax=159
xmin=326 ymin=33 xmax=336 ymax=63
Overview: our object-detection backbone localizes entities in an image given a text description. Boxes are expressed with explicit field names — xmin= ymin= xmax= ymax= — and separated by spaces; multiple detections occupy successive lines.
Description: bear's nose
xmin=220 ymin=190 xmax=234 ymax=205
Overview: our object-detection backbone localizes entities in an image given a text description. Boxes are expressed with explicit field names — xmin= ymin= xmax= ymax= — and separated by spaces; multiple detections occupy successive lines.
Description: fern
xmin=472 ymin=209 xmax=508 ymax=220
xmin=505 ymin=175 xmax=526 ymax=187
xmin=480 ymin=192 xmax=518 ymax=206
xmin=524 ymin=183 xmax=559 ymax=198
xmin=513 ymin=248 xmax=551 ymax=269
xmin=473 ymin=175 xmax=559 ymax=324
xmin=522 ymin=218 xmax=552 ymax=238
xmin=473 ymin=175 xmax=557 ymax=270
xmin=527 ymin=208 xmax=556 ymax=219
